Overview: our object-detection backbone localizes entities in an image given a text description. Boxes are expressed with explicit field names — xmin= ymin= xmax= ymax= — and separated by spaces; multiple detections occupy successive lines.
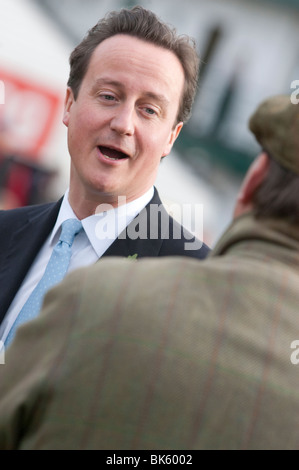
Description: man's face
xmin=63 ymin=34 xmax=184 ymax=208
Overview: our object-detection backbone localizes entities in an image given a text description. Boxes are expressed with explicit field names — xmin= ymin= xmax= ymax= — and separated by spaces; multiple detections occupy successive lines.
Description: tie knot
xmin=59 ymin=218 xmax=83 ymax=246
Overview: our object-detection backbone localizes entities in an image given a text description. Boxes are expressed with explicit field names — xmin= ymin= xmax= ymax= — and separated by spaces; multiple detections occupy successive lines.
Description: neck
xmin=68 ymin=188 xmax=128 ymax=219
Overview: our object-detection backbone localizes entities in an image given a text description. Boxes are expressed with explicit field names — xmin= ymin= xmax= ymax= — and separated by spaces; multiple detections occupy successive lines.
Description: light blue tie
xmin=5 ymin=218 xmax=83 ymax=347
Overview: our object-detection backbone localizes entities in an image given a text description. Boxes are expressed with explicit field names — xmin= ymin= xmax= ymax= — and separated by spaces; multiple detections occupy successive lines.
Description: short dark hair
xmin=253 ymin=153 xmax=299 ymax=223
xmin=67 ymin=6 xmax=199 ymax=123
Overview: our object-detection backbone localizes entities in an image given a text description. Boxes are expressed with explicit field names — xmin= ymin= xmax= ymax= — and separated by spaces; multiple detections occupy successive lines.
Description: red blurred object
xmin=0 ymin=68 xmax=61 ymax=160
xmin=0 ymin=69 xmax=61 ymax=208
xmin=0 ymin=155 xmax=56 ymax=208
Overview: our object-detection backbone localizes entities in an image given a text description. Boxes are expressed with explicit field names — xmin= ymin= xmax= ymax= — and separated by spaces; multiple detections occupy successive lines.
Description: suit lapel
xmin=102 ymin=188 xmax=165 ymax=259
xmin=0 ymin=200 xmax=62 ymax=323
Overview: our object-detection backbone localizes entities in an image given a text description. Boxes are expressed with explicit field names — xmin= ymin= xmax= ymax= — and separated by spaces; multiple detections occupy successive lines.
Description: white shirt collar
xmin=50 ymin=187 xmax=154 ymax=257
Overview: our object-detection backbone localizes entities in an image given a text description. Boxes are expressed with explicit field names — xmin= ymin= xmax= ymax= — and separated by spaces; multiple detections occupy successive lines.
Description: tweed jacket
xmin=0 ymin=213 xmax=299 ymax=450
xmin=0 ymin=187 xmax=209 ymax=325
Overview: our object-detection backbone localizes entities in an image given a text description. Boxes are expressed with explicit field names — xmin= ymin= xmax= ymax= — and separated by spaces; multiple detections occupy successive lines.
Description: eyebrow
xmin=91 ymin=78 xmax=170 ymax=107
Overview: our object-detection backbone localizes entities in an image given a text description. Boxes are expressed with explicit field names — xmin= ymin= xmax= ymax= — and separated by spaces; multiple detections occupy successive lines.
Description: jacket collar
xmin=212 ymin=212 xmax=299 ymax=262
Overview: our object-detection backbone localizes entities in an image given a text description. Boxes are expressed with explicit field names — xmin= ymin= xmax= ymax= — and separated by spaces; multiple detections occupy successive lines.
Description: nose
xmin=110 ymin=104 xmax=135 ymax=136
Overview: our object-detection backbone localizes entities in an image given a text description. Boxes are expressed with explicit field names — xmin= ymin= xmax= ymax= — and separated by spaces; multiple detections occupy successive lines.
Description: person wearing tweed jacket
xmin=0 ymin=95 xmax=299 ymax=450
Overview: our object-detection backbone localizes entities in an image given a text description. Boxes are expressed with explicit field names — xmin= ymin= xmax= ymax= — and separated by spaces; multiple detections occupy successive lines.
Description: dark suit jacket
xmin=0 ymin=188 xmax=209 ymax=324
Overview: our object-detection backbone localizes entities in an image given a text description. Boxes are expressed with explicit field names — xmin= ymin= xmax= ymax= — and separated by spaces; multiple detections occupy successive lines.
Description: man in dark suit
xmin=0 ymin=7 xmax=209 ymax=342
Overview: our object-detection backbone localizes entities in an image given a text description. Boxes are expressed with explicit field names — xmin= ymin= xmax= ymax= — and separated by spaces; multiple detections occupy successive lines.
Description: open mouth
xmin=98 ymin=146 xmax=129 ymax=161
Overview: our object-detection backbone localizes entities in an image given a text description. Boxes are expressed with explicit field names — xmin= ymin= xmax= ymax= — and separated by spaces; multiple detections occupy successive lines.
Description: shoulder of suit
xmin=0 ymin=202 xmax=55 ymax=219
xmin=0 ymin=200 xmax=60 ymax=222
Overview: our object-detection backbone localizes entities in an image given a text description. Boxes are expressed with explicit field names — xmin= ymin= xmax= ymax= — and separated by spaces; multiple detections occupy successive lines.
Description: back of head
xmin=67 ymin=6 xmax=199 ymax=123
xmin=249 ymin=95 xmax=299 ymax=222
xmin=249 ymin=95 xmax=299 ymax=175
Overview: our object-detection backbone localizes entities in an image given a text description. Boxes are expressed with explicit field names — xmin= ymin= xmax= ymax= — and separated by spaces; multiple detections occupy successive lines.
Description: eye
xmin=97 ymin=92 xmax=117 ymax=102
xmin=145 ymin=108 xmax=156 ymax=115
xmin=143 ymin=107 xmax=158 ymax=116
xmin=102 ymin=94 xmax=116 ymax=101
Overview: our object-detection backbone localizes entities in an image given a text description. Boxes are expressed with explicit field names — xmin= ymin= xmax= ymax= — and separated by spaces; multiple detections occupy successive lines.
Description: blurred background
xmin=0 ymin=0 xmax=298 ymax=246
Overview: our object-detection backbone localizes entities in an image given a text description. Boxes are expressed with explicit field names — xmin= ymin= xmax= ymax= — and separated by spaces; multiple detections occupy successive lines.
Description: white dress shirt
xmin=0 ymin=187 xmax=154 ymax=343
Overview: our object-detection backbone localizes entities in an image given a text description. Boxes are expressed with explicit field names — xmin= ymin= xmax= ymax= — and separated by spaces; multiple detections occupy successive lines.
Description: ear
xmin=234 ymin=152 xmax=270 ymax=218
xmin=162 ymin=122 xmax=184 ymax=157
xmin=62 ymin=87 xmax=74 ymax=127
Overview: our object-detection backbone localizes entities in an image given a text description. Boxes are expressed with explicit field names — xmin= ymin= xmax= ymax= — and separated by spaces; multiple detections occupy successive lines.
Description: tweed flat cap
xmin=249 ymin=95 xmax=299 ymax=175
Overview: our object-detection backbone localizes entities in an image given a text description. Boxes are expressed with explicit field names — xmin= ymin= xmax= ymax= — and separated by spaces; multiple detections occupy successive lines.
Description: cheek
xmin=70 ymin=103 xmax=100 ymax=133
xmin=152 ymin=130 xmax=175 ymax=158
xmin=67 ymin=111 xmax=92 ymax=152
xmin=143 ymin=128 xmax=173 ymax=153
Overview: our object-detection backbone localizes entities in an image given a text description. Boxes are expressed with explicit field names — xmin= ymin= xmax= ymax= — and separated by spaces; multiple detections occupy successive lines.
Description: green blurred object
xmin=175 ymin=132 xmax=253 ymax=177
xmin=259 ymin=0 xmax=299 ymax=9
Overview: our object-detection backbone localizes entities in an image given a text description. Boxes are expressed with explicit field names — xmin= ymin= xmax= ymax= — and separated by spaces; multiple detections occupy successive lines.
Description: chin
xmin=88 ymin=180 xmax=121 ymax=198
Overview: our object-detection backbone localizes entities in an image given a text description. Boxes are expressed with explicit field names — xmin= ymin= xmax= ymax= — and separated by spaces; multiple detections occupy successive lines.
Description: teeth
xmin=104 ymin=154 xmax=119 ymax=160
